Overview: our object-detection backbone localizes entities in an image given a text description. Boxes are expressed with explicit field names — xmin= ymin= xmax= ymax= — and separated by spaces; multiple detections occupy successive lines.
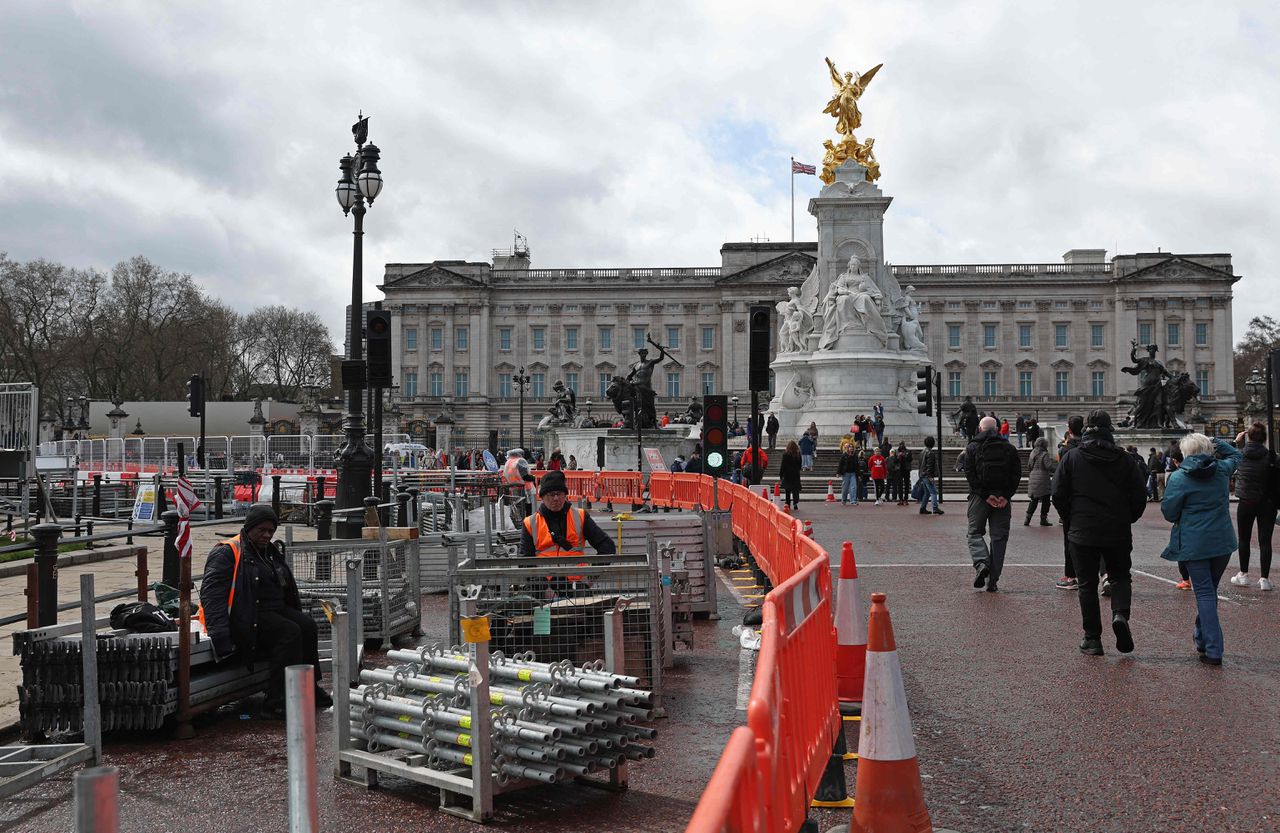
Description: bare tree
xmin=242 ymin=306 xmax=334 ymax=401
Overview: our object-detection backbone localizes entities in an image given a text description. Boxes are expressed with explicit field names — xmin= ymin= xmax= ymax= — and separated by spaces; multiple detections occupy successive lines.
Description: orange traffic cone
xmin=834 ymin=542 xmax=866 ymax=714
xmin=773 ymin=482 xmax=781 ymax=497
xmin=849 ymin=592 xmax=933 ymax=833
xmin=803 ymin=519 xmax=814 ymax=538
xmin=827 ymin=481 xmax=836 ymax=502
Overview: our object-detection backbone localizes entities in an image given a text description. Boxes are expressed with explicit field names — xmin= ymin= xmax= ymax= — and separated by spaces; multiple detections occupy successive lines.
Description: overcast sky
xmin=2 ymin=1 xmax=1276 ymax=345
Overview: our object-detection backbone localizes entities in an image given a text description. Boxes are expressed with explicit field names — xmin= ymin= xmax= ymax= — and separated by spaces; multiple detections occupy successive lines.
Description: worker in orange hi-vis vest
xmin=502 ymin=448 xmax=538 ymax=521
xmin=521 ymin=471 xmax=616 ymax=559
xmin=198 ymin=505 xmax=331 ymax=718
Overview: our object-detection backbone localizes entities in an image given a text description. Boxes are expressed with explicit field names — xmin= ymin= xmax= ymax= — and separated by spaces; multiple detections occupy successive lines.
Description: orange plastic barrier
xmin=562 ymin=471 xmax=598 ymax=501
xmin=596 ymin=471 xmax=644 ymax=503
xmin=648 ymin=472 xmax=675 ymax=507
xmin=685 ymin=727 xmax=765 ymax=833
xmin=671 ymin=473 xmax=703 ymax=510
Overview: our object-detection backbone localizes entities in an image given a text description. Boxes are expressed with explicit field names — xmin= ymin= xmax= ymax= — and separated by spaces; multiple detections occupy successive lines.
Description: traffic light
xmin=748 ymin=305 xmax=771 ymax=391
xmin=702 ymin=395 xmax=729 ymax=477
xmin=915 ymin=366 xmax=933 ymax=416
xmin=186 ymin=374 xmax=204 ymax=418
xmin=366 ymin=309 xmax=393 ymax=388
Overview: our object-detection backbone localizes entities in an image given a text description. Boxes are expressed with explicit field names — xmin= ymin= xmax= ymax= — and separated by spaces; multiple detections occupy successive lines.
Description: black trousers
xmin=1062 ymin=522 xmax=1075 ymax=578
xmin=1070 ymin=543 xmax=1132 ymax=639
xmin=256 ymin=606 xmax=321 ymax=699
xmin=1238 ymin=498 xmax=1276 ymax=577
xmin=783 ymin=484 xmax=800 ymax=509
xmin=1026 ymin=495 xmax=1051 ymax=521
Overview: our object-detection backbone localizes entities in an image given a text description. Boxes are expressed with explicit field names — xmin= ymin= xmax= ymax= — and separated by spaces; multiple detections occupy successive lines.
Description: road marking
xmin=1131 ymin=568 xmax=1237 ymax=604
xmin=850 ymin=563 xmax=1060 ymax=568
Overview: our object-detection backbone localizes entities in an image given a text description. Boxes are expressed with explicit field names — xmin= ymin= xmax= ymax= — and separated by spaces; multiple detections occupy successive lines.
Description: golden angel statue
xmin=822 ymin=57 xmax=883 ymax=137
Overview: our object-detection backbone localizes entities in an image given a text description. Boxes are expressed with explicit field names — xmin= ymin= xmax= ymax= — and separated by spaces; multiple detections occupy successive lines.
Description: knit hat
xmin=539 ymin=470 xmax=568 ymax=496
xmin=242 ymin=504 xmax=279 ymax=534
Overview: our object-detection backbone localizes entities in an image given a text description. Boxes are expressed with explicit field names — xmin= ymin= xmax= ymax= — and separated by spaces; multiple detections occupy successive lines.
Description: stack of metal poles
xmin=349 ymin=646 xmax=656 ymax=786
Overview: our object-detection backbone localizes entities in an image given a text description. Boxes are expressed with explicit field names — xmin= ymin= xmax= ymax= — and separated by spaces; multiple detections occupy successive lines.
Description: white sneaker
xmin=875 ymin=499 xmax=882 ymax=506
xmin=1260 ymin=577 xmax=1274 ymax=591
xmin=1230 ymin=572 xmax=1250 ymax=587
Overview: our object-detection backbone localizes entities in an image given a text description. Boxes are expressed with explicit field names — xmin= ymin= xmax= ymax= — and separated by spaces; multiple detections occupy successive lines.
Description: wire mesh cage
xmin=285 ymin=537 xmax=421 ymax=645
xmin=448 ymin=551 xmax=665 ymax=697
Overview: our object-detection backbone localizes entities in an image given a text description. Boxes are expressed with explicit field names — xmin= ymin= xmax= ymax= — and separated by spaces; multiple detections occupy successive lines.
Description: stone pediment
xmin=383 ymin=264 xmax=487 ymax=289
xmin=561 ymin=360 xmax=583 ymax=371
xmin=595 ymin=361 xmax=617 ymax=371
xmin=696 ymin=359 xmax=719 ymax=369
xmin=979 ymin=359 xmax=1003 ymax=369
xmin=1087 ymin=359 xmax=1111 ymax=369
xmin=1051 ymin=358 xmax=1074 ymax=369
xmin=716 ymin=251 xmax=816 ymax=286
xmin=1015 ymin=359 xmax=1038 ymax=369
xmin=1115 ymin=257 xmax=1234 ymax=284
xmin=944 ymin=359 xmax=966 ymax=369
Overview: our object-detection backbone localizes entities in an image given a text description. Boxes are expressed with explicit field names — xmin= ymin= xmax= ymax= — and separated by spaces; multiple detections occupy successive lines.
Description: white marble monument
xmin=768 ymin=157 xmax=933 ymax=440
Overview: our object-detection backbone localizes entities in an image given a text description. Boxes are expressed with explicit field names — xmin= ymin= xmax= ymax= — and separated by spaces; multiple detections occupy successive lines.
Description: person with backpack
xmin=798 ymin=431 xmax=817 ymax=472
xmin=1052 ymin=411 xmax=1148 ymax=656
xmin=964 ymin=416 xmax=1023 ymax=592
xmin=1230 ymin=422 xmax=1276 ymax=590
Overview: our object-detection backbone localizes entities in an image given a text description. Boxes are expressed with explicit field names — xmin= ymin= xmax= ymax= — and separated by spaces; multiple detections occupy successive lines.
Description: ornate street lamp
xmin=333 ymin=112 xmax=385 ymax=538
xmin=584 ymin=398 xmax=593 ymax=426
xmin=730 ymin=395 xmax=740 ymax=426
xmin=514 ymin=367 xmax=531 ymax=450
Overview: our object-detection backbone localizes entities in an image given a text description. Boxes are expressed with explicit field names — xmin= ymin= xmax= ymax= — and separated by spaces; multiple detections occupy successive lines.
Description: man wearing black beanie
xmin=521 ymin=470 xmax=616 ymax=559
xmin=199 ymin=504 xmax=330 ymax=716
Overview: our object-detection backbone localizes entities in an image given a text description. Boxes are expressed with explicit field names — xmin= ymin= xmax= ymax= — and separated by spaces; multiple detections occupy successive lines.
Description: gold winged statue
xmin=822 ymin=57 xmax=882 ymax=137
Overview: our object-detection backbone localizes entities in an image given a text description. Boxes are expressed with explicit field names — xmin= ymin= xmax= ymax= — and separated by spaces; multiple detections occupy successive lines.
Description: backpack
xmin=110 ymin=601 xmax=178 ymax=633
xmin=970 ymin=438 xmax=1012 ymax=495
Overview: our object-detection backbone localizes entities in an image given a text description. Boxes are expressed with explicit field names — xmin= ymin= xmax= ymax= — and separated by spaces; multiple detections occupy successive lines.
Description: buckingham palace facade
xmin=377 ymin=243 xmax=1239 ymax=442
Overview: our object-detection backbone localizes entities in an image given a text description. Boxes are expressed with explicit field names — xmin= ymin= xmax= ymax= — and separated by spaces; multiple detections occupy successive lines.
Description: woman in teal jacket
xmin=1160 ymin=433 xmax=1242 ymax=665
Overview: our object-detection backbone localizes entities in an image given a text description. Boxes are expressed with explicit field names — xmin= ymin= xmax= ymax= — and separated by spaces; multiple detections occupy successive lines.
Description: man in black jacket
xmin=199 ymin=505 xmax=330 ymax=716
xmin=1051 ymin=410 xmax=1147 ymax=656
xmin=1231 ymin=422 xmax=1276 ymax=590
xmin=964 ymin=416 xmax=1023 ymax=592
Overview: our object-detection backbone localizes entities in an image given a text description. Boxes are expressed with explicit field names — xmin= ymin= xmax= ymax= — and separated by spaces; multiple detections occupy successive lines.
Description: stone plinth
xmin=537 ymin=426 xmax=699 ymax=472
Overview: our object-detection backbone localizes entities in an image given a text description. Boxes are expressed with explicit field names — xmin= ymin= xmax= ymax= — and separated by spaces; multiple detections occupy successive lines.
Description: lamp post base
xmin=335 ymin=419 xmax=375 ymax=539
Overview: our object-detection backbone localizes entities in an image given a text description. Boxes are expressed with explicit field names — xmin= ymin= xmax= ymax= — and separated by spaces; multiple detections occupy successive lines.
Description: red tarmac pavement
xmin=806 ymin=497 xmax=1280 ymax=833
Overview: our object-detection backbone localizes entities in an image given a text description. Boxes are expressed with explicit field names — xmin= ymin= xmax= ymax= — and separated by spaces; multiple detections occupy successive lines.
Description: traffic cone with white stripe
xmin=827 ymin=481 xmax=836 ymax=502
xmin=834 ymin=542 xmax=866 ymax=715
xmin=849 ymin=592 xmax=932 ymax=833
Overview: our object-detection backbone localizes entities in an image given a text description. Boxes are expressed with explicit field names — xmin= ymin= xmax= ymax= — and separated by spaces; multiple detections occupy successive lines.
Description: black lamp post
xmin=584 ymin=398 xmax=593 ymax=425
xmin=333 ymin=112 xmax=384 ymax=538
xmin=514 ymin=366 xmax=531 ymax=449
xmin=730 ymin=395 xmax=740 ymax=426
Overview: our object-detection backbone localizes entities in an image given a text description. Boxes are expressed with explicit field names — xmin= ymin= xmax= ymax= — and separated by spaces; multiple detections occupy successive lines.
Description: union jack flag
xmin=174 ymin=477 xmax=202 ymax=560
xmin=792 ymin=160 xmax=816 ymax=175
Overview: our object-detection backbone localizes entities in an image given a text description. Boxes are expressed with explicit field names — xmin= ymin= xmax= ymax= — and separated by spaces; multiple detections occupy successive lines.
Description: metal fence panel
xmin=286 ymin=537 xmax=420 ymax=643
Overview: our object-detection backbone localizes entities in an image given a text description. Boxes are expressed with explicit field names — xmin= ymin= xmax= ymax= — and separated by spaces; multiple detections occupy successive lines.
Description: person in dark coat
xmin=964 ymin=416 xmax=1023 ymax=592
xmin=1230 ymin=422 xmax=1276 ymax=590
xmin=1025 ymin=418 xmax=1042 ymax=448
xmin=199 ymin=505 xmax=330 ymax=715
xmin=778 ymin=440 xmax=803 ymax=511
xmin=765 ymin=413 xmax=780 ymax=452
xmin=1024 ymin=437 xmax=1056 ymax=526
xmin=1051 ymin=411 xmax=1147 ymax=656
xmin=683 ymin=449 xmax=704 ymax=474
xmin=836 ymin=443 xmax=859 ymax=505
xmin=893 ymin=442 xmax=913 ymax=505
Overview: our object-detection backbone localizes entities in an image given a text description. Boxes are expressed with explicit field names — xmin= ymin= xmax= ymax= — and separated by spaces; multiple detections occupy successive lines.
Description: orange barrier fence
xmin=629 ymin=473 xmax=839 ymax=833
xmin=596 ymin=471 xmax=645 ymax=503
xmin=684 ymin=727 xmax=765 ymax=833
xmin=562 ymin=471 xmax=599 ymax=501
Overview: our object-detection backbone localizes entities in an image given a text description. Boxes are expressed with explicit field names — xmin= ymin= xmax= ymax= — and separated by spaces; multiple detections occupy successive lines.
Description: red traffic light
xmin=706 ymin=404 xmax=725 ymax=422
xmin=705 ymin=427 xmax=725 ymax=445
xmin=369 ymin=317 xmax=389 ymax=334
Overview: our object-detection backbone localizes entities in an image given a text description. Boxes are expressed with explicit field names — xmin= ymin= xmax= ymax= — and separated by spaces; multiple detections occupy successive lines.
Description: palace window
xmin=701 ymin=326 xmax=715 ymax=350
xmin=633 ymin=327 xmax=646 ymax=350
xmin=1167 ymin=322 xmax=1180 ymax=347
xmin=1018 ymin=325 xmax=1032 ymax=348
xmin=1195 ymin=322 xmax=1209 ymax=346
xmin=498 ymin=373 xmax=512 ymax=399
xmin=666 ymin=371 xmax=681 ymax=398
xmin=1054 ymin=324 xmax=1069 ymax=348
xmin=983 ymin=324 xmax=997 ymax=348
xmin=599 ymin=373 xmax=612 ymax=398
xmin=947 ymin=324 xmax=961 ymax=349
xmin=1018 ymin=371 xmax=1033 ymax=397
xmin=454 ymin=370 xmax=469 ymax=397
xmin=430 ymin=328 xmax=443 ymax=351
xmin=429 ymin=372 xmax=443 ymax=397
xmin=702 ymin=371 xmax=715 ymax=395
xmin=666 ymin=326 xmax=680 ymax=349
xmin=1091 ymin=324 xmax=1104 ymax=348
xmin=499 ymin=328 xmax=511 ymax=351
xmin=948 ymin=372 xmax=962 ymax=397
xmin=599 ymin=326 xmax=613 ymax=350
xmin=405 ymin=328 xmax=417 ymax=350
xmin=565 ymin=371 xmax=578 ymax=393
xmin=1055 ymin=371 xmax=1069 ymax=396
xmin=404 ymin=371 xmax=417 ymax=397
xmin=1138 ymin=322 xmax=1153 ymax=345
xmin=565 ymin=327 xmax=579 ymax=350
xmin=455 ymin=326 xmax=468 ymax=351
xmin=1091 ymin=371 xmax=1105 ymax=396
xmin=1196 ymin=369 xmax=1210 ymax=395
xmin=532 ymin=373 xmax=546 ymax=398
xmin=982 ymin=371 xmax=998 ymax=397
xmin=532 ymin=327 xmax=546 ymax=350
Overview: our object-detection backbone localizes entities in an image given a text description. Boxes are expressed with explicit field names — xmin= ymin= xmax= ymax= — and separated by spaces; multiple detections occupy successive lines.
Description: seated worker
xmin=198 ymin=504 xmax=332 ymax=717
xmin=521 ymin=470 xmax=617 ymax=558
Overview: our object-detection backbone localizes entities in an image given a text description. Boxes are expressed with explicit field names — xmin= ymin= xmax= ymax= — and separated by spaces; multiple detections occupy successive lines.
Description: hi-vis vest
xmin=197 ymin=534 xmax=243 ymax=630
xmin=524 ymin=507 xmax=587 ymax=557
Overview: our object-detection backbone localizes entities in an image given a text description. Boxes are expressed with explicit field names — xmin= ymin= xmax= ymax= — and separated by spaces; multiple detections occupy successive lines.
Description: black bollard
xmin=396 ymin=491 xmax=411 ymax=527
xmin=127 ymin=518 xmax=134 ymax=546
xmin=92 ymin=474 xmax=102 ymax=518
xmin=32 ymin=523 xmax=61 ymax=627
xmin=271 ymin=475 xmax=283 ymax=518
xmin=316 ymin=476 xmax=326 ymax=503
xmin=161 ymin=510 xmax=180 ymax=588
xmin=155 ymin=476 xmax=168 ymax=514
xmin=407 ymin=488 xmax=420 ymax=524
xmin=315 ymin=500 xmax=334 ymax=541
xmin=86 ymin=520 xmax=95 ymax=549
xmin=74 ymin=514 xmax=83 ymax=538
xmin=214 ymin=476 xmax=224 ymax=519
xmin=380 ymin=481 xmax=392 ymax=527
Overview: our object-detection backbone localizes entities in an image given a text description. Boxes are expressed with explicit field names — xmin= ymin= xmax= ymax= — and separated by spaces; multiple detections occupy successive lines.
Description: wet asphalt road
xmin=3 ymin=498 xmax=1278 ymax=832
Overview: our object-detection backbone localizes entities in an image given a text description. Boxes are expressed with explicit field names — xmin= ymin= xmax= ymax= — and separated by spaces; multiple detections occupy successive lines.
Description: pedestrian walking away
xmin=198 ymin=505 xmax=332 ymax=717
xmin=765 ymin=412 xmax=780 ymax=452
xmin=1024 ymin=437 xmax=1056 ymax=526
xmin=1160 ymin=433 xmax=1242 ymax=664
xmin=1053 ymin=415 xmax=1085 ymax=590
xmin=778 ymin=440 xmax=803 ymax=511
xmin=1051 ymin=411 xmax=1147 ymax=656
xmin=1229 ymin=423 xmax=1277 ymax=591
xmin=964 ymin=416 xmax=1022 ymax=592
xmin=799 ymin=431 xmax=816 ymax=472
xmin=916 ymin=436 xmax=943 ymax=514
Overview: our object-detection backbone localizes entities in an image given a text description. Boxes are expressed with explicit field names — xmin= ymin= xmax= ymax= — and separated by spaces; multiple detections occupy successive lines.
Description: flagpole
xmin=790 ymin=156 xmax=795 ymax=243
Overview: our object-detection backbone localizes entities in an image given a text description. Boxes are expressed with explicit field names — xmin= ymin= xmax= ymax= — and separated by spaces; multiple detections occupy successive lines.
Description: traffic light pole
xmin=935 ymin=370 xmax=944 ymax=504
